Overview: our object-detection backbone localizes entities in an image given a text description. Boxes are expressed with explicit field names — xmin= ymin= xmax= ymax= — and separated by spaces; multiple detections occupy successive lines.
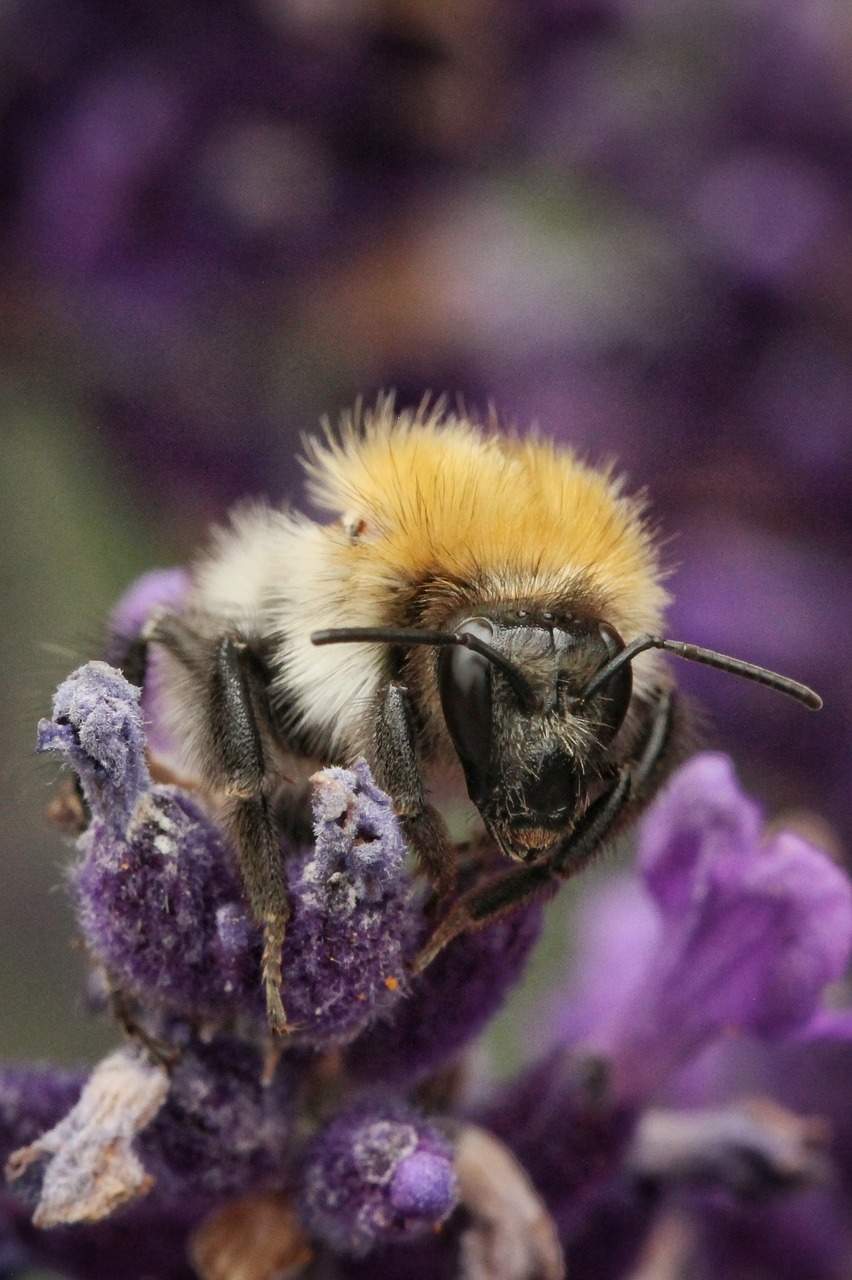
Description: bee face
xmin=437 ymin=612 xmax=634 ymax=861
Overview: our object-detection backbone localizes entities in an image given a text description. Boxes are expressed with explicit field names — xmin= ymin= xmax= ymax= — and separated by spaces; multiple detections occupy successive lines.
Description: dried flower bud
xmin=6 ymin=1047 xmax=169 ymax=1227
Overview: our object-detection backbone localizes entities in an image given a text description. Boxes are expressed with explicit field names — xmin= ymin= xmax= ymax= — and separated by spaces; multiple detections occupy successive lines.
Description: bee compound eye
xmin=598 ymin=621 xmax=625 ymax=659
xmin=593 ymin=623 xmax=633 ymax=743
xmin=438 ymin=619 xmax=494 ymax=807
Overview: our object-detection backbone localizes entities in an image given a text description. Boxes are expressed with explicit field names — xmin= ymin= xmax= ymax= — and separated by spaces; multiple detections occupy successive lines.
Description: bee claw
xmin=265 ymin=988 xmax=292 ymax=1036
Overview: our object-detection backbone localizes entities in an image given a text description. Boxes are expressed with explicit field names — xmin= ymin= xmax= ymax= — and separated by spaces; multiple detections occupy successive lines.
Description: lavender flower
xmin=476 ymin=753 xmax=852 ymax=1278
xmin=547 ymin=754 xmax=852 ymax=1102
xmin=10 ymin=662 xmax=852 ymax=1280
xmin=38 ymin=661 xmax=417 ymax=1043
xmin=346 ymin=885 xmax=545 ymax=1087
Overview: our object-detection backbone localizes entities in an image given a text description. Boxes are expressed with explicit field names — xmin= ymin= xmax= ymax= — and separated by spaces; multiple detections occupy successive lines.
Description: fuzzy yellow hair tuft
xmin=302 ymin=398 xmax=669 ymax=640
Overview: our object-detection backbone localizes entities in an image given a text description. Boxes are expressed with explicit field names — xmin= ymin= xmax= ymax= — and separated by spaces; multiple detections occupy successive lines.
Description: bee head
xmin=436 ymin=613 xmax=633 ymax=860
xmin=311 ymin=617 xmax=820 ymax=864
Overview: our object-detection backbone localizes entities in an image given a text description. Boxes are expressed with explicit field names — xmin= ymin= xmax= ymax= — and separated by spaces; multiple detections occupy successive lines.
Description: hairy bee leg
xmin=413 ymin=690 xmax=680 ymax=974
xmin=227 ymin=792 xmax=290 ymax=1035
xmin=374 ymin=683 xmax=456 ymax=899
xmin=210 ymin=635 xmax=293 ymax=1035
xmin=144 ymin=614 xmax=293 ymax=1035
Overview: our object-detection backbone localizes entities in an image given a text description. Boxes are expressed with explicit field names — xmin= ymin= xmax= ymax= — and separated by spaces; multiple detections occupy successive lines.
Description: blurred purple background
xmin=1 ymin=0 xmax=850 ymax=1067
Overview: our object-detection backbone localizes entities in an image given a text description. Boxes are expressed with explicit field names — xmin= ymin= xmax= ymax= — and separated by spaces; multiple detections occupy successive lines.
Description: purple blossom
xmin=549 ymin=754 xmax=852 ymax=1102
xmin=38 ymin=661 xmax=417 ymax=1042
xmin=469 ymin=754 xmax=852 ymax=1279
xmin=11 ymin=664 xmax=852 ymax=1280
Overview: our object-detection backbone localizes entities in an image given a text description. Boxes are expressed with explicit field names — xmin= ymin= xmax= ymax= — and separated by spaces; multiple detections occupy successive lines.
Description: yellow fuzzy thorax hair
xmin=303 ymin=399 xmax=670 ymax=639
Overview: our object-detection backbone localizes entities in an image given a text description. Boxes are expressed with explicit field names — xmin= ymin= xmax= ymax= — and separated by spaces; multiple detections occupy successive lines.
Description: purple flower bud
xmin=299 ymin=1100 xmax=457 ymax=1257
xmin=70 ymin=778 xmax=255 ymax=1024
xmin=38 ymin=662 xmax=149 ymax=832
xmin=346 ymin=883 xmax=545 ymax=1087
xmin=43 ymin=663 xmax=416 ymax=1043
xmin=275 ymin=761 xmax=418 ymax=1045
xmin=389 ymin=1151 xmax=456 ymax=1219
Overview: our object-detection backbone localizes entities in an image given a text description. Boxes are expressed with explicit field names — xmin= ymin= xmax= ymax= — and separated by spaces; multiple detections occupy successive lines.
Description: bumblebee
xmin=112 ymin=399 xmax=820 ymax=1033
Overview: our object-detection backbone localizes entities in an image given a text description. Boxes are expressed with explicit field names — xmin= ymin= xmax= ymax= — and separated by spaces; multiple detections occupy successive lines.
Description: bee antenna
xmin=579 ymin=634 xmax=823 ymax=711
xmin=311 ymin=626 xmax=541 ymax=713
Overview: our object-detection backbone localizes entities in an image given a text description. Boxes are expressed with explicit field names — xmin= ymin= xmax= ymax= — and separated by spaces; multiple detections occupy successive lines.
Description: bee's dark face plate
xmin=438 ymin=612 xmax=633 ymax=852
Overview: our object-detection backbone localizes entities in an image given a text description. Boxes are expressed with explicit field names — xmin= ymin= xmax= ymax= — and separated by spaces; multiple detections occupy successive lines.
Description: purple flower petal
xmin=748 ymin=830 xmax=852 ymax=1035
xmin=549 ymin=755 xmax=852 ymax=1104
xmin=638 ymin=753 xmax=763 ymax=920
xmin=105 ymin=569 xmax=191 ymax=663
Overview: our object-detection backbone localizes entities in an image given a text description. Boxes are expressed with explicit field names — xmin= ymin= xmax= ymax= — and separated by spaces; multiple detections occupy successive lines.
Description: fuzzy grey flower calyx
xmin=5 ymin=1047 xmax=169 ymax=1227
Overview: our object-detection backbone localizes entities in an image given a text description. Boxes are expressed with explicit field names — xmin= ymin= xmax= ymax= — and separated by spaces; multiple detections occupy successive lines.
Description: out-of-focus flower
xmin=540 ymin=755 xmax=852 ymax=1102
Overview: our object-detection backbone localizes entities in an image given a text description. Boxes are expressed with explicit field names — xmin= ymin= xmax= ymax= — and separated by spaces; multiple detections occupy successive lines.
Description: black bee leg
xmin=145 ymin=614 xmax=293 ymax=1036
xmin=630 ymin=685 xmax=678 ymax=799
xmin=413 ymin=689 xmax=681 ymax=974
xmin=210 ymin=633 xmax=293 ymax=1035
xmin=373 ymin=684 xmax=456 ymax=899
